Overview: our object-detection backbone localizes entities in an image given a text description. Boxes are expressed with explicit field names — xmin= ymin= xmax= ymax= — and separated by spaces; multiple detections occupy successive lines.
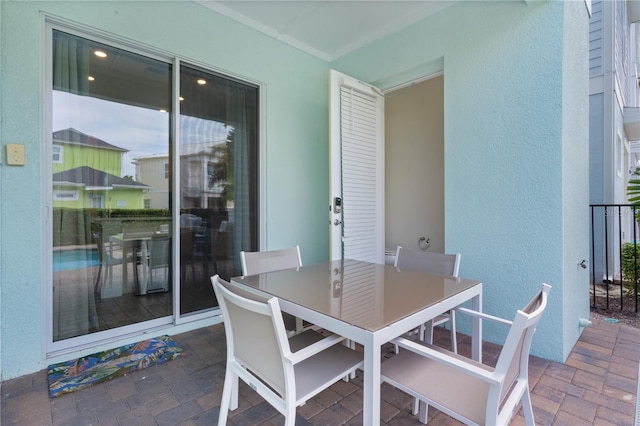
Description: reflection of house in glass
xmin=134 ymin=140 xmax=228 ymax=210
xmin=52 ymin=128 xmax=148 ymax=208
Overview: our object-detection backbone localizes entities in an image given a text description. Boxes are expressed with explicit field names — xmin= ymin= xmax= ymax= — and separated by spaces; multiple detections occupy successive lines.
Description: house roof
xmin=53 ymin=128 xmax=128 ymax=152
xmin=133 ymin=140 xmax=226 ymax=162
xmin=53 ymin=166 xmax=148 ymax=189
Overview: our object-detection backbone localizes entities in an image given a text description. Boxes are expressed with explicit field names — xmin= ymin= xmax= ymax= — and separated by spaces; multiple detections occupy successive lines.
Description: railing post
xmin=589 ymin=203 xmax=640 ymax=314
xmin=631 ymin=205 xmax=638 ymax=313
xmin=591 ymin=205 xmax=596 ymax=308
xmin=618 ymin=205 xmax=624 ymax=311
xmin=604 ymin=206 xmax=610 ymax=309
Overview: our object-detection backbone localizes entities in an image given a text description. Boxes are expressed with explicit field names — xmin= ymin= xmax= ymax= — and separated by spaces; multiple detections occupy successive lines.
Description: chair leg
xmin=423 ymin=320 xmax=434 ymax=344
xmin=217 ymin=371 xmax=235 ymax=426
xmin=521 ymin=389 xmax=535 ymax=426
xmin=104 ymin=264 xmax=113 ymax=293
xmin=419 ymin=322 xmax=426 ymax=341
xmin=449 ymin=310 xmax=457 ymax=353
xmin=94 ymin=265 xmax=103 ymax=297
xmin=284 ymin=402 xmax=297 ymax=426
xmin=133 ymin=254 xmax=143 ymax=294
xmin=341 ymin=340 xmax=356 ymax=381
xmin=418 ymin=400 xmax=429 ymax=424
xmin=230 ymin=374 xmax=239 ymax=410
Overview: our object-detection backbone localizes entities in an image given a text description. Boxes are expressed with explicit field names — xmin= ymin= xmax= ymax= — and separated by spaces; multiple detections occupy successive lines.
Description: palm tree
xmin=627 ymin=167 xmax=640 ymax=204
xmin=209 ymin=127 xmax=235 ymax=209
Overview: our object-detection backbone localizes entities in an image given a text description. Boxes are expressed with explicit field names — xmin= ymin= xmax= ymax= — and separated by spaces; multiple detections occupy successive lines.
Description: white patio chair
xmin=92 ymin=231 xmax=130 ymax=298
xmin=394 ymin=246 xmax=461 ymax=352
xmin=240 ymin=245 xmax=308 ymax=334
xmin=381 ymin=283 xmax=551 ymax=425
xmin=137 ymin=235 xmax=171 ymax=294
xmin=240 ymin=245 xmax=303 ymax=276
xmin=211 ymin=275 xmax=363 ymax=426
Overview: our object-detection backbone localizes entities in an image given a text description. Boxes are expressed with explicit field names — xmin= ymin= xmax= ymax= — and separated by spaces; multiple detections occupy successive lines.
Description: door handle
xmin=334 ymin=219 xmax=342 ymax=226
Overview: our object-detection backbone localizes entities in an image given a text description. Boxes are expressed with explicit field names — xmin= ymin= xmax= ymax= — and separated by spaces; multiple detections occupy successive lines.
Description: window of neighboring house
xmin=207 ymin=162 xmax=214 ymax=189
xmin=49 ymin=27 xmax=259 ymax=348
xmin=53 ymin=190 xmax=78 ymax=201
xmin=89 ymin=194 xmax=105 ymax=208
xmin=52 ymin=145 xmax=63 ymax=163
xmin=616 ymin=134 xmax=623 ymax=178
xmin=188 ymin=160 xmax=200 ymax=188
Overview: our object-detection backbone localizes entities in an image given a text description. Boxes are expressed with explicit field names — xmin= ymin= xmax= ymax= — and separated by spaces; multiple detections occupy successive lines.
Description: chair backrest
xmin=180 ymin=213 xmax=202 ymax=229
xmin=211 ymin=275 xmax=291 ymax=397
xmin=240 ymin=245 xmax=302 ymax=276
xmin=123 ymin=225 xmax=154 ymax=240
xmin=394 ymin=246 xmax=461 ymax=277
xmin=494 ymin=283 xmax=551 ymax=412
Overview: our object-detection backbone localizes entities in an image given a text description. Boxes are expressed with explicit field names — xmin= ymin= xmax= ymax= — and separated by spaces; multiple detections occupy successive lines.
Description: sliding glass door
xmin=178 ymin=65 xmax=258 ymax=315
xmin=50 ymin=28 xmax=258 ymax=344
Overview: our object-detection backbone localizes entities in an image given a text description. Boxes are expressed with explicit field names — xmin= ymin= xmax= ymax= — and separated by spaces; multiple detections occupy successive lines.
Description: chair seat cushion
xmin=381 ymin=349 xmax=491 ymax=425
xmin=294 ymin=342 xmax=363 ymax=404
xmin=289 ymin=330 xmax=326 ymax=352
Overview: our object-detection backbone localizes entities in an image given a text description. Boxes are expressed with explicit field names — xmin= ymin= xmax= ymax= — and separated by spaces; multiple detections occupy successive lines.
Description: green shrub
xmin=622 ymin=243 xmax=640 ymax=290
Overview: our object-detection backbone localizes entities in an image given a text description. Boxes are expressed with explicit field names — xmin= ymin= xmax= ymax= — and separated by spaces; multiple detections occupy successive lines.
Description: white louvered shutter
xmin=330 ymin=70 xmax=384 ymax=264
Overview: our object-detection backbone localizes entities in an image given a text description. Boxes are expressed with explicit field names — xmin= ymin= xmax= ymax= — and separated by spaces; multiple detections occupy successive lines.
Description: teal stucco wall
xmin=333 ymin=0 xmax=590 ymax=362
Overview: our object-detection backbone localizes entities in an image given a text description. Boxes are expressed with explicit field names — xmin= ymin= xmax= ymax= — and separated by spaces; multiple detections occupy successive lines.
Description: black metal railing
xmin=590 ymin=204 xmax=639 ymax=312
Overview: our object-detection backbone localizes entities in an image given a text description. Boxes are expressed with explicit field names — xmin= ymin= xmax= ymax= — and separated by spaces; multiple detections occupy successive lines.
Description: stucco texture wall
xmin=333 ymin=0 xmax=590 ymax=362
xmin=0 ymin=0 xmax=590 ymax=378
xmin=0 ymin=0 xmax=329 ymax=379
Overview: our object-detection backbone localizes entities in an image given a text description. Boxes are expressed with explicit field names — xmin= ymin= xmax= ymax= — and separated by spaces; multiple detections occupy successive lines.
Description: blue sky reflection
xmin=53 ymin=91 xmax=229 ymax=178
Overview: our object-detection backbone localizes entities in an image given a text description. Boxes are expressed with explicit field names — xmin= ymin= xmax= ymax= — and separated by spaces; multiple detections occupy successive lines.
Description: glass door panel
xmin=51 ymin=30 xmax=172 ymax=341
xmin=50 ymin=29 xmax=260 ymax=341
xmin=178 ymin=65 xmax=259 ymax=315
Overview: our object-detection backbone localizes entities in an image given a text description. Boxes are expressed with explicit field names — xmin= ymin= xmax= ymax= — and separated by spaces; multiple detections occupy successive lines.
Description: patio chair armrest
xmin=391 ymin=337 xmax=501 ymax=386
xmin=289 ymin=334 xmax=347 ymax=364
xmin=454 ymin=306 xmax=513 ymax=326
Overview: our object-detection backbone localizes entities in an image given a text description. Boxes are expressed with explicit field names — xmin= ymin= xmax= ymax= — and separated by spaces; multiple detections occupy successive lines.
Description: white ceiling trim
xmin=195 ymin=1 xmax=455 ymax=62
xmin=327 ymin=2 xmax=452 ymax=61
xmin=195 ymin=0 xmax=333 ymax=61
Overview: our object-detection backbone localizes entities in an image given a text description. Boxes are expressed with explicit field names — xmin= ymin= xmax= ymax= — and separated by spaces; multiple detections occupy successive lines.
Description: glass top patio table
xmin=231 ymin=258 xmax=483 ymax=425
xmin=231 ymin=258 xmax=480 ymax=332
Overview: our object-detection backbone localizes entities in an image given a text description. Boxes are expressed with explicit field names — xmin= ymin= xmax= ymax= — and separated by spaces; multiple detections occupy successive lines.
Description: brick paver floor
xmin=2 ymin=315 xmax=639 ymax=425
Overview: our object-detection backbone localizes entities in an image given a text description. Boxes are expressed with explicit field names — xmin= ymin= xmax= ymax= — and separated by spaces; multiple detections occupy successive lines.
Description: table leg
xmin=471 ymin=290 xmax=483 ymax=363
xmin=363 ymin=334 xmax=381 ymax=425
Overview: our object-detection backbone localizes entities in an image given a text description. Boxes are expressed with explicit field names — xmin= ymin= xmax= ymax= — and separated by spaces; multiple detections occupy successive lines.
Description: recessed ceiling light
xmin=197 ymin=79 xmax=207 ymax=85
xmin=87 ymin=76 xmax=95 ymax=81
xmin=94 ymin=50 xmax=107 ymax=58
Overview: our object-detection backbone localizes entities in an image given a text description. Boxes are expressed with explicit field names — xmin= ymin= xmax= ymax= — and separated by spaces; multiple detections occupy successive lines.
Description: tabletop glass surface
xmin=231 ymin=259 xmax=480 ymax=332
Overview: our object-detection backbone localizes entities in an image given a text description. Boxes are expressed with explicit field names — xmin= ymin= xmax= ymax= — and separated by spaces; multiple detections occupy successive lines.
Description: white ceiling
xmin=195 ymin=1 xmax=455 ymax=61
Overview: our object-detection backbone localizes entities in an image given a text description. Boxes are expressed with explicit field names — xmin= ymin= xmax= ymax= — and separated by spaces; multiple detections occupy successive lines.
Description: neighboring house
xmin=589 ymin=0 xmax=640 ymax=281
xmin=52 ymin=128 xmax=148 ymax=209
xmin=134 ymin=140 xmax=227 ymax=210
xmin=52 ymin=166 xmax=148 ymax=209
xmin=53 ymin=128 xmax=125 ymax=176
xmin=133 ymin=153 xmax=170 ymax=209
